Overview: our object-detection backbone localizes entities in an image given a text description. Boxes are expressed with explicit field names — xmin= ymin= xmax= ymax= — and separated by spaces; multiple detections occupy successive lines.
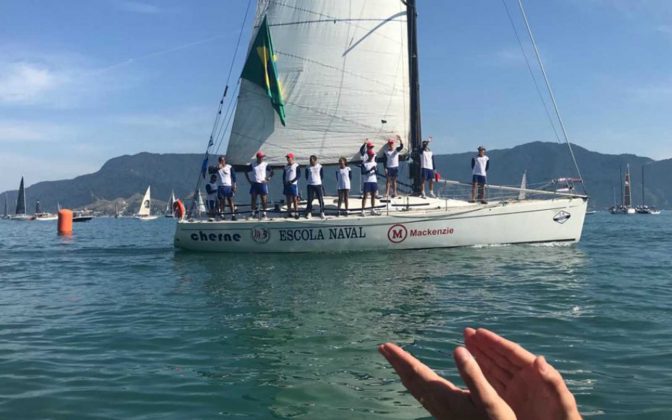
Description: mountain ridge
xmin=2 ymin=142 xmax=670 ymax=213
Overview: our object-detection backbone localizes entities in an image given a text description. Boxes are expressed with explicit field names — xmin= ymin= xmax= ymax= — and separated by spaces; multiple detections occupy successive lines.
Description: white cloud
xmin=116 ymin=1 xmax=163 ymax=14
xmin=0 ymin=62 xmax=62 ymax=105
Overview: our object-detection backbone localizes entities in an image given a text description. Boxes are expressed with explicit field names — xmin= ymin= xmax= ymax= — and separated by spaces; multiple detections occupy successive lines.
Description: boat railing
xmin=436 ymin=179 xmax=588 ymax=202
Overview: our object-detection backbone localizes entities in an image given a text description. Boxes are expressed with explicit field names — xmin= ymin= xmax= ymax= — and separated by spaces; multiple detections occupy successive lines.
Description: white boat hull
xmin=135 ymin=215 xmax=159 ymax=221
xmin=174 ymin=197 xmax=588 ymax=253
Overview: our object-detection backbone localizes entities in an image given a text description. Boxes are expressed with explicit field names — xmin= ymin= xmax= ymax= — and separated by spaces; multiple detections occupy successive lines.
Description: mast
xmin=641 ymin=165 xmax=645 ymax=206
xmin=624 ymin=164 xmax=632 ymax=208
xmin=619 ymin=166 xmax=623 ymax=206
xmin=405 ymin=0 xmax=423 ymax=193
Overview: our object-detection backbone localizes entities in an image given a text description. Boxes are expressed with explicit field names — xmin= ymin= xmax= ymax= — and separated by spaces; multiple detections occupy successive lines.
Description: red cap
xmin=256 ymin=151 xmax=265 ymax=158
xmin=366 ymin=149 xmax=375 ymax=157
xmin=387 ymin=138 xmax=395 ymax=145
xmin=366 ymin=140 xmax=374 ymax=148
xmin=286 ymin=152 xmax=294 ymax=159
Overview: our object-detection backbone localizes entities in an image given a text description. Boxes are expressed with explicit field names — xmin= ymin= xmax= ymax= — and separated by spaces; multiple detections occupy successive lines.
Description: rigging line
xmin=208 ymin=0 xmax=254 ymax=147
xmin=515 ymin=0 xmax=587 ymax=192
xmin=500 ymin=0 xmax=561 ymax=144
xmin=212 ymin=81 xmax=241 ymax=154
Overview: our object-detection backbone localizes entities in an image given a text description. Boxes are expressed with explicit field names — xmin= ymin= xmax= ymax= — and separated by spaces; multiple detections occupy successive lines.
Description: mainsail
xmin=226 ymin=0 xmax=410 ymax=166
xmin=137 ymin=186 xmax=152 ymax=217
xmin=15 ymin=177 xmax=26 ymax=215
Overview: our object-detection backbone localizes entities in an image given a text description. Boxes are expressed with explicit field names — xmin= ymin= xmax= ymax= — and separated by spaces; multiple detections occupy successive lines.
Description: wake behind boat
xmin=174 ymin=0 xmax=588 ymax=253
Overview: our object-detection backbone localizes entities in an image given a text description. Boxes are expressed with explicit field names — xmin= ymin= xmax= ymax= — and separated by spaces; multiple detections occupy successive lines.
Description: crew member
xmin=336 ymin=157 xmax=352 ymax=217
xmin=283 ymin=153 xmax=300 ymax=219
xmin=244 ymin=151 xmax=273 ymax=219
xmin=384 ymin=135 xmax=404 ymax=198
xmin=360 ymin=146 xmax=379 ymax=216
xmin=419 ymin=138 xmax=436 ymax=198
xmin=471 ymin=146 xmax=489 ymax=204
xmin=304 ymin=155 xmax=325 ymax=219
xmin=216 ymin=155 xmax=237 ymax=220
xmin=205 ymin=174 xmax=219 ymax=217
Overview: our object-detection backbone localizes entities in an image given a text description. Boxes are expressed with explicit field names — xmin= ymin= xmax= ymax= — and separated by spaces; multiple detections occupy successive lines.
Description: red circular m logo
xmin=388 ymin=224 xmax=408 ymax=243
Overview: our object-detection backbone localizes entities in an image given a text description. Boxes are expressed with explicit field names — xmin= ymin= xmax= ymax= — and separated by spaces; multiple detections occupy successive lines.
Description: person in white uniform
xmin=283 ymin=153 xmax=300 ymax=219
xmin=244 ymin=151 xmax=273 ymax=219
xmin=304 ymin=155 xmax=325 ymax=219
xmin=419 ymin=139 xmax=436 ymax=198
xmin=335 ymin=157 xmax=352 ymax=216
xmin=384 ymin=135 xmax=404 ymax=198
xmin=360 ymin=147 xmax=380 ymax=216
xmin=471 ymin=146 xmax=490 ymax=204
xmin=216 ymin=155 xmax=237 ymax=220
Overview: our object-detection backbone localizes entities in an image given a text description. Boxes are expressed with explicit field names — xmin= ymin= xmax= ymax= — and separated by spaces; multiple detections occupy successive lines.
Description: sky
xmin=2 ymin=0 xmax=672 ymax=192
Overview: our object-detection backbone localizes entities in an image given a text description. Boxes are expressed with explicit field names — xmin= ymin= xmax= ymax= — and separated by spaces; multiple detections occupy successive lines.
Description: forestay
xmin=226 ymin=0 xmax=410 ymax=166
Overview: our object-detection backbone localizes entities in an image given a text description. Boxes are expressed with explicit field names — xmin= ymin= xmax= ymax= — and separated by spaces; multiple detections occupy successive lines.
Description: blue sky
xmin=2 ymin=0 xmax=672 ymax=192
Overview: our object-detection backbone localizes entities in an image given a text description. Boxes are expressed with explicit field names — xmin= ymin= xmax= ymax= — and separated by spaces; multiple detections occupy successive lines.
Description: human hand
xmin=379 ymin=343 xmax=516 ymax=420
xmin=464 ymin=328 xmax=582 ymax=420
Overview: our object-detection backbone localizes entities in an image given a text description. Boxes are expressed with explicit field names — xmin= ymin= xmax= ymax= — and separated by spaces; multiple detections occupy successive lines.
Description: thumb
xmin=454 ymin=347 xmax=515 ymax=419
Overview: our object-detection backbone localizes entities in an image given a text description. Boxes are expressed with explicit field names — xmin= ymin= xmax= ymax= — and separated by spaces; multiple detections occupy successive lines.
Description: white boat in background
xmin=33 ymin=200 xmax=57 ymax=221
xmin=135 ymin=186 xmax=159 ymax=221
xmin=174 ymin=0 xmax=588 ymax=253
xmin=635 ymin=165 xmax=661 ymax=215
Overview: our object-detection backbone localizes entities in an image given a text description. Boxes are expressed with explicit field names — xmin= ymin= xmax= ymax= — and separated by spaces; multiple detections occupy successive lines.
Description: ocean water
xmin=0 ymin=213 xmax=670 ymax=419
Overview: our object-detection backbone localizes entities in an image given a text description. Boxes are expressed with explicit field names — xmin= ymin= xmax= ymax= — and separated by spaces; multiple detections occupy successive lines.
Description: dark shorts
xmin=218 ymin=186 xmax=233 ymax=199
xmin=386 ymin=167 xmax=399 ymax=178
xmin=472 ymin=175 xmax=487 ymax=185
xmin=422 ymin=168 xmax=434 ymax=181
xmin=207 ymin=200 xmax=217 ymax=210
xmin=363 ymin=182 xmax=378 ymax=193
xmin=283 ymin=184 xmax=298 ymax=197
xmin=249 ymin=182 xmax=268 ymax=196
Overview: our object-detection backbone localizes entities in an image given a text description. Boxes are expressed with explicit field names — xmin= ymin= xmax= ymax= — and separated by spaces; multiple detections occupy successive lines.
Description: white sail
xmin=197 ymin=191 xmax=207 ymax=214
xmin=137 ymin=186 xmax=152 ymax=217
xmin=518 ymin=171 xmax=527 ymax=200
xmin=226 ymin=0 xmax=410 ymax=166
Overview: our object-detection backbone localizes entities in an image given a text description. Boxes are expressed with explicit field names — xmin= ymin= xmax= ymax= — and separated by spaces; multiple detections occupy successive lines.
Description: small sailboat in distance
xmin=33 ymin=200 xmax=58 ymax=221
xmin=610 ymin=164 xmax=636 ymax=214
xmin=12 ymin=177 xmax=32 ymax=221
xmin=636 ymin=164 xmax=661 ymax=215
xmin=164 ymin=190 xmax=176 ymax=218
xmin=134 ymin=186 xmax=159 ymax=221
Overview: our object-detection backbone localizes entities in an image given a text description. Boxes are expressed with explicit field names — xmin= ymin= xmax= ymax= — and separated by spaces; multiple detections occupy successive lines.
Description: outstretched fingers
xmin=535 ymin=356 xmax=582 ymax=419
xmin=453 ymin=347 xmax=516 ymax=420
xmin=471 ymin=328 xmax=536 ymax=369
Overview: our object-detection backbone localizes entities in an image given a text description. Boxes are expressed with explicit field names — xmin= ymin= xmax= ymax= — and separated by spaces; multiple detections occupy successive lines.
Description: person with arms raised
xmin=384 ymin=135 xmax=404 ymax=198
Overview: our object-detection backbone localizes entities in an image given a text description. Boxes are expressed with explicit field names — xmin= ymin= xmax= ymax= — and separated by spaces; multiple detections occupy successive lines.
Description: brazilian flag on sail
xmin=241 ymin=16 xmax=286 ymax=126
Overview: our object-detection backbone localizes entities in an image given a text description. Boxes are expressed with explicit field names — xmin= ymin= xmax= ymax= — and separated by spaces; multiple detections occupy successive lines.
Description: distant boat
xmin=114 ymin=202 xmax=121 ymax=218
xmin=73 ymin=209 xmax=94 ymax=222
xmin=610 ymin=164 xmax=636 ymax=214
xmin=11 ymin=177 xmax=32 ymax=221
xmin=586 ymin=210 xmax=597 ymax=215
xmin=135 ymin=186 xmax=159 ymax=221
xmin=518 ymin=171 xmax=527 ymax=200
xmin=635 ymin=165 xmax=661 ymax=215
xmin=164 ymin=190 xmax=176 ymax=218
xmin=2 ymin=193 xmax=9 ymax=220
xmin=197 ymin=191 xmax=207 ymax=216
xmin=33 ymin=200 xmax=57 ymax=221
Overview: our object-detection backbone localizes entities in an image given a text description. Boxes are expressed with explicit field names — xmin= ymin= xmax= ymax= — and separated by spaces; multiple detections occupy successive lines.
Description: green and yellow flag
xmin=241 ymin=16 xmax=286 ymax=126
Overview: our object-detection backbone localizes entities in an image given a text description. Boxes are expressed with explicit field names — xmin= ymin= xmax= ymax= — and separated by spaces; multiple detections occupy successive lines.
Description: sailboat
xmin=173 ymin=0 xmax=588 ymax=253
xmin=610 ymin=164 xmax=636 ymax=214
xmin=12 ymin=177 xmax=32 ymax=221
xmin=164 ymin=191 xmax=177 ymax=218
xmin=636 ymin=165 xmax=661 ymax=215
xmin=134 ymin=186 xmax=159 ymax=221
xmin=196 ymin=191 xmax=207 ymax=216
xmin=33 ymin=200 xmax=58 ymax=221
xmin=2 ymin=193 xmax=9 ymax=220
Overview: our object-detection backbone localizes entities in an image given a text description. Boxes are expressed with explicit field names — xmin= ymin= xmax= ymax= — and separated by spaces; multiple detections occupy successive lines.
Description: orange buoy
xmin=58 ymin=209 xmax=73 ymax=235
xmin=172 ymin=199 xmax=186 ymax=220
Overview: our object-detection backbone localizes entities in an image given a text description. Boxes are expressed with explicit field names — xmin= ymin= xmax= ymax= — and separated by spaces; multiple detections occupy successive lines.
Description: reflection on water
xmin=171 ymin=245 xmax=588 ymax=418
